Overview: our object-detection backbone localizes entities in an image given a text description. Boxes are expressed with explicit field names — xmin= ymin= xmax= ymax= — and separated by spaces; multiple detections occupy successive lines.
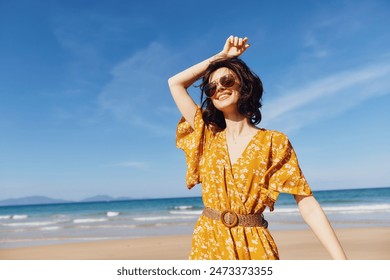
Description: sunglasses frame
xmin=204 ymin=73 xmax=239 ymax=98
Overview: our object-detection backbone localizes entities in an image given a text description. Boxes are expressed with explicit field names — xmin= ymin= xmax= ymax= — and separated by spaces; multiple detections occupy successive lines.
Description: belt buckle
xmin=220 ymin=210 xmax=239 ymax=228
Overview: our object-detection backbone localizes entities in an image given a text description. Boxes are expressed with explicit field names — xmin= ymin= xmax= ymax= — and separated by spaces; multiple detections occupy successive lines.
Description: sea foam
xmin=12 ymin=215 xmax=28 ymax=220
xmin=107 ymin=211 xmax=119 ymax=217
xmin=73 ymin=218 xmax=108 ymax=224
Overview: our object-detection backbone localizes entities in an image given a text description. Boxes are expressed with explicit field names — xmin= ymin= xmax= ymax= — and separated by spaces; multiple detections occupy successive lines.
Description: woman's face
xmin=208 ymin=67 xmax=241 ymax=112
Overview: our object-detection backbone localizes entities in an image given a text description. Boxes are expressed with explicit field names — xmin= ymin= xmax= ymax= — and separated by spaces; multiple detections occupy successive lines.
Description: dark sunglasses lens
xmin=205 ymin=83 xmax=216 ymax=97
xmin=221 ymin=75 xmax=235 ymax=87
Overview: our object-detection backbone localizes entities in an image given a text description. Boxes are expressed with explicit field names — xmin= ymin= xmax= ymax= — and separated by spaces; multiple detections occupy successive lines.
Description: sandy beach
xmin=1 ymin=227 xmax=389 ymax=260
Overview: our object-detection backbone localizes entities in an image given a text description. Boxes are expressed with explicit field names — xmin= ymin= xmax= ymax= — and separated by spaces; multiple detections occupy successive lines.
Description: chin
xmin=213 ymin=96 xmax=239 ymax=110
xmin=213 ymin=102 xmax=238 ymax=114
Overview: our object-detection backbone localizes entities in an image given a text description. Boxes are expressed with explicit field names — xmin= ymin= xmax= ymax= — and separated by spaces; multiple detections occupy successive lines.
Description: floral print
xmin=176 ymin=106 xmax=312 ymax=260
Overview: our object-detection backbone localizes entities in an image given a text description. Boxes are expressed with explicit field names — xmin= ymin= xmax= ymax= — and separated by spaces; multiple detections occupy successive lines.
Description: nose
xmin=215 ymin=81 xmax=226 ymax=93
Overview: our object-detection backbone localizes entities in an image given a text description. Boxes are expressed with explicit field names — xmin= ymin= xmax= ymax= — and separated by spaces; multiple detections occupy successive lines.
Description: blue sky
xmin=1 ymin=0 xmax=389 ymax=200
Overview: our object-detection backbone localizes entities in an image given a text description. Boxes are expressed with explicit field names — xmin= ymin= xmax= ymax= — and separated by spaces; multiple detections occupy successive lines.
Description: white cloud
xmin=97 ymin=42 xmax=178 ymax=134
xmin=262 ymin=61 xmax=390 ymax=132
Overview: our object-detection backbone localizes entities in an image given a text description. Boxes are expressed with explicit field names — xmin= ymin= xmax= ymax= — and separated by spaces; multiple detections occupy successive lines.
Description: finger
xmin=234 ymin=36 xmax=239 ymax=45
xmin=229 ymin=35 xmax=235 ymax=45
xmin=223 ymin=35 xmax=234 ymax=51
xmin=238 ymin=37 xmax=243 ymax=46
xmin=225 ymin=35 xmax=233 ymax=48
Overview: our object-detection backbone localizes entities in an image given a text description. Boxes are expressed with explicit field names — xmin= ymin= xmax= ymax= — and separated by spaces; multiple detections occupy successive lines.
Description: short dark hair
xmin=199 ymin=58 xmax=263 ymax=130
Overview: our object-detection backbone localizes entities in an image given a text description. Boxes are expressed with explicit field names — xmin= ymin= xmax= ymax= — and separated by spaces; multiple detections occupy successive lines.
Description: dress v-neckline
xmin=224 ymin=129 xmax=261 ymax=167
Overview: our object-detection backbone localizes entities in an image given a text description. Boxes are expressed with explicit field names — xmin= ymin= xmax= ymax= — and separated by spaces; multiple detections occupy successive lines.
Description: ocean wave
xmin=0 ymin=215 xmax=12 ymax=220
xmin=40 ymin=226 xmax=61 ymax=231
xmin=271 ymin=208 xmax=300 ymax=214
xmin=0 ymin=215 xmax=28 ymax=220
xmin=133 ymin=215 xmax=198 ymax=221
xmin=169 ymin=210 xmax=202 ymax=215
xmin=77 ymin=224 xmax=137 ymax=229
xmin=52 ymin=214 xmax=70 ymax=219
xmin=107 ymin=211 xmax=119 ymax=217
xmin=153 ymin=221 xmax=194 ymax=226
xmin=173 ymin=205 xmax=193 ymax=210
xmin=1 ymin=221 xmax=58 ymax=227
xmin=73 ymin=218 xmax=108 ymax=224
xmin=322 ymin=204 xmax=390 ymax=214
xmin=12 ymin=215 xmax=28 ymax=220
xmin=270 ymin=203 xmax=390 ymax=214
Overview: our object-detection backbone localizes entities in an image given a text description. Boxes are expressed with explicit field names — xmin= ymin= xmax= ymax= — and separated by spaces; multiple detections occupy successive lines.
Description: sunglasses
xmin=204 ymin=74 xmax=238 ymax=98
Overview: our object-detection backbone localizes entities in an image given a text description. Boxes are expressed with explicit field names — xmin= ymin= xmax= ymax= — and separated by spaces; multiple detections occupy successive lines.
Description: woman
xmin=168 ymin=35 xmax=347 ymax=260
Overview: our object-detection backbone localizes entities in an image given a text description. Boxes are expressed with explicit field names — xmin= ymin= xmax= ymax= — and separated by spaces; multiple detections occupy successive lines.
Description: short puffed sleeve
xmin=263 ymin=132 xmax=312 ymax=211
xmin=176 ymin=106 xmax=210 ymax=189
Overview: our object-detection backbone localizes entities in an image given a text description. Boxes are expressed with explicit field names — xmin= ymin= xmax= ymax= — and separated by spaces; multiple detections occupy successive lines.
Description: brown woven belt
xmin=202 ymin=207 xmax=268 ymax=228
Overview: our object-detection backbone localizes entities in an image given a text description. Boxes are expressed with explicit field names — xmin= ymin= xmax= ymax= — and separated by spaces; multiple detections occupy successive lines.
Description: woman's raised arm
xmin=168 ymin=36 xmax=249 ymax=128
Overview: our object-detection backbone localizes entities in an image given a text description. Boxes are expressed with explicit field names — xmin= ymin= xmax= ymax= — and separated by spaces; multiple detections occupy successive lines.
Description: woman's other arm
xmin=168 ymin=36 xmax=249 ymax=128
xmin=294 ymin=195 xmax=348 ymax=259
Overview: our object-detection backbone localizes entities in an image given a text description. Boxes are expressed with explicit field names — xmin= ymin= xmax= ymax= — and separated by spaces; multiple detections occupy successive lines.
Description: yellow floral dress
xmin=176 ymin=107 xmax=312 ymax=260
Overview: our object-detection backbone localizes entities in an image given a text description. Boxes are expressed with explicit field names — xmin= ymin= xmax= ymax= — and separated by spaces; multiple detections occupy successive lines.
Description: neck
xmin=224 ymin=115 xmax=252 ymax=138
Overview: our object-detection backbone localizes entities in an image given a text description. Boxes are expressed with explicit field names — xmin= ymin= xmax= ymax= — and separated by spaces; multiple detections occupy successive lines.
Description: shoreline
xmin=1 ymin=227 xmax=389 ymax=260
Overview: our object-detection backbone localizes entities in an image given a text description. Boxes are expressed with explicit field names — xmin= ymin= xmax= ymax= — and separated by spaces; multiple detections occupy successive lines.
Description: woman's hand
xmin=220 ymin=35 xmax=250 ymax=58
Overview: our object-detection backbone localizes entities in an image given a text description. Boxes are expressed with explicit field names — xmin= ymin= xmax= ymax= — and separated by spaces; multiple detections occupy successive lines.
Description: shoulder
xmin=258 ymin=129 xmax=294 ymax=161
xmin=258 ymin=128 xmax=289 ymax=142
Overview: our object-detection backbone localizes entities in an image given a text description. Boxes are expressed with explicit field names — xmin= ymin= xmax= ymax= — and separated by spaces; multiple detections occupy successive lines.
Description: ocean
xmin=0 ymin=187 xmax=389 ymax=248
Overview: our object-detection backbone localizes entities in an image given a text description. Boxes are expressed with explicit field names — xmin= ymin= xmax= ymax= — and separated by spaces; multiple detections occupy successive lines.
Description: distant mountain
xmin=81 ymin=195 xmax=132 ymax=202
xmin=0 ymin=195 xmax=133 ymax=206
xmin=0 ymin=196 xmax=70 ymax=206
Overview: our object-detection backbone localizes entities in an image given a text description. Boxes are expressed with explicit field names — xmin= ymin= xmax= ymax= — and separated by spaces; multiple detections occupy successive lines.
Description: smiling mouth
xmin=217 ymin=93 xmax=231 ymax=101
